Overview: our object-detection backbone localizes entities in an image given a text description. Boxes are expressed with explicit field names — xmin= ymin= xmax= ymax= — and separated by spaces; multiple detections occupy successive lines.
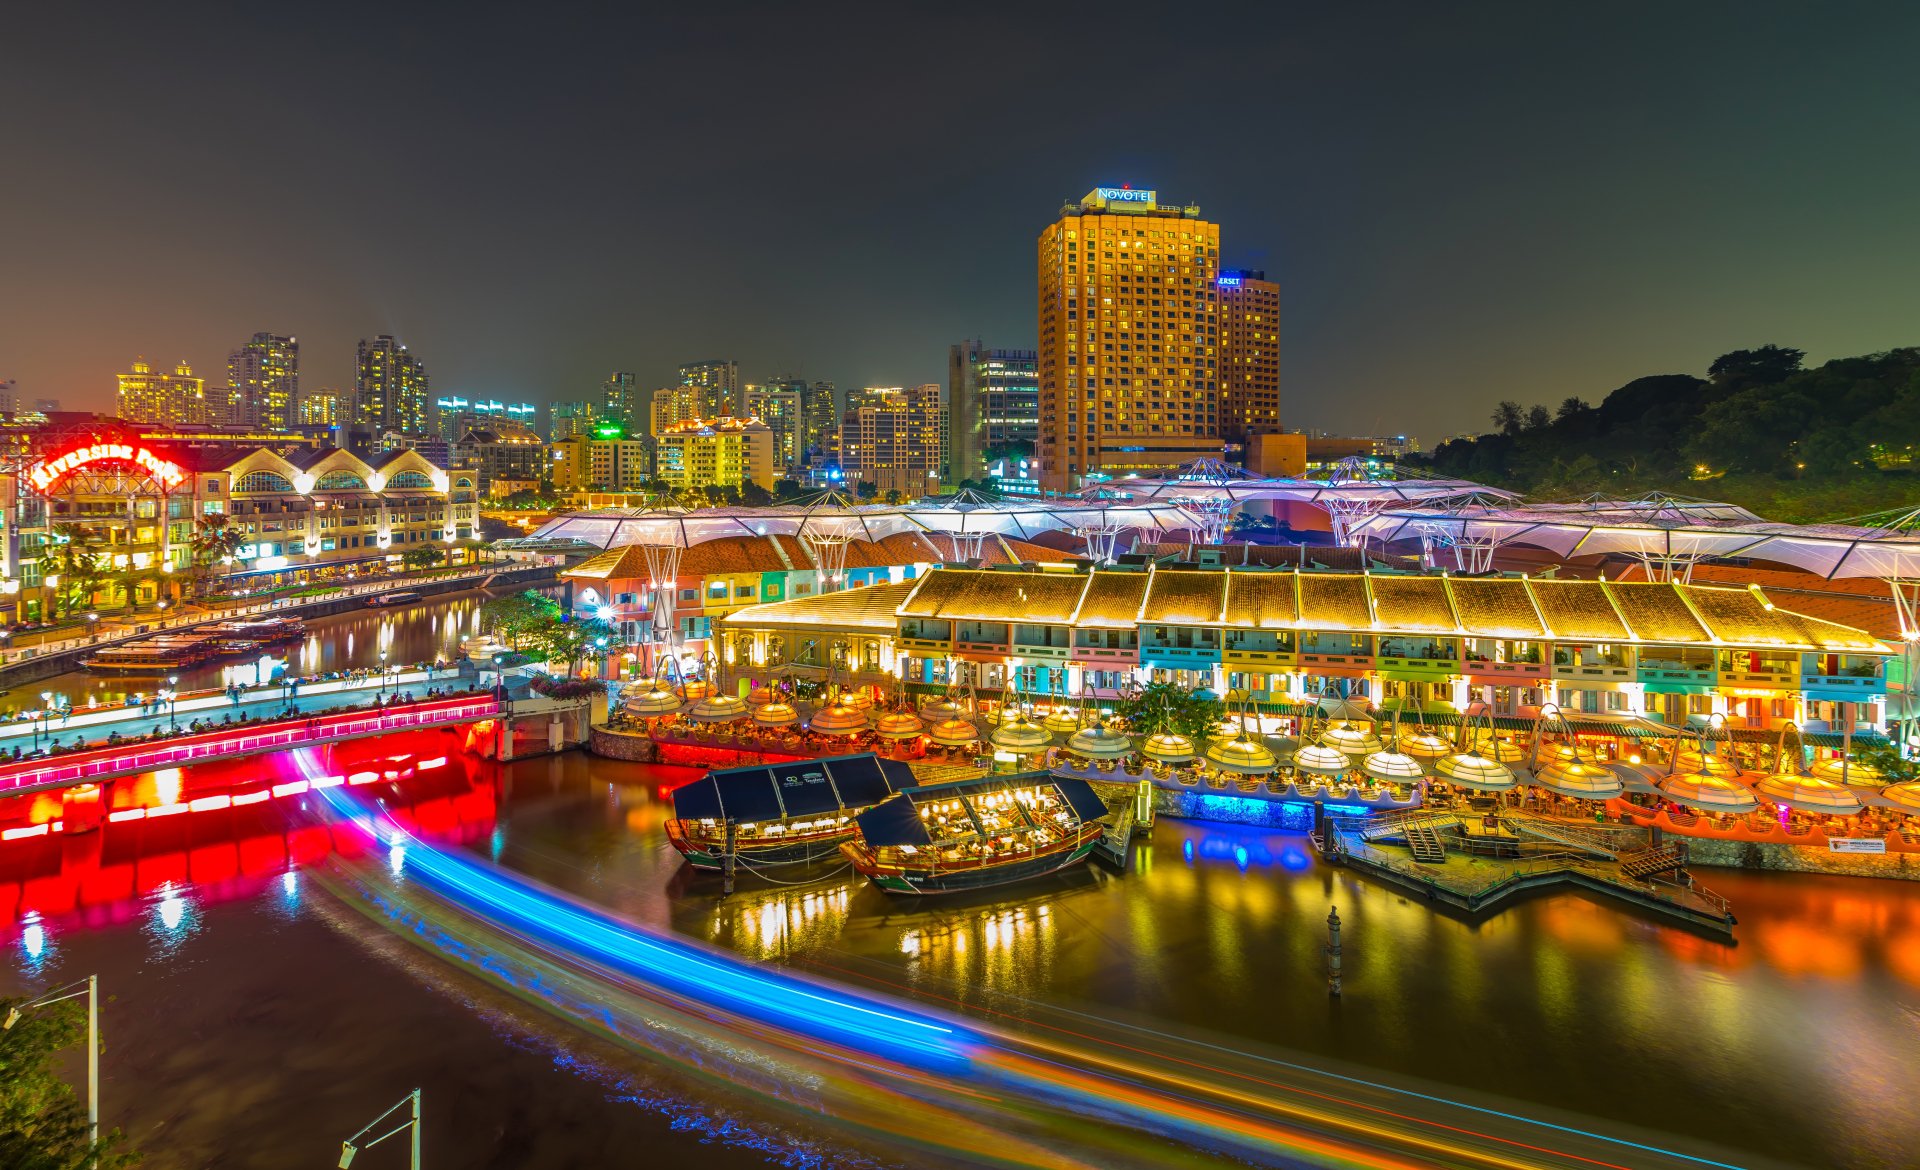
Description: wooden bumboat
xmin=665 ymin=752 xmax=919 ymax=871
xmin=842 ymin=772 xmax=1113 ymax=895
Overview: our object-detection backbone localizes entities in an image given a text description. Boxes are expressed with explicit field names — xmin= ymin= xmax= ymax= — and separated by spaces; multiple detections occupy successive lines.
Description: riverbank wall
xmin=1684 ymin=838 xmax=1920 ymax=882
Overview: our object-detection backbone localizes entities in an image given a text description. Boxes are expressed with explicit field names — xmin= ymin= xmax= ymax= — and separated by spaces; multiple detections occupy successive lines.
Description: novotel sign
xmin=28 ymin=442 xmax=187 ymax=494
xmin=1086 ymin=186 xmax=1157 ymax=209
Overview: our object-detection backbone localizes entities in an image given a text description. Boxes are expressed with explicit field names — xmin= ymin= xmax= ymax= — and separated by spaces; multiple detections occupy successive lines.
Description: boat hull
xmin=664 ymin=820 xmax=854 ymax=871
xmin=849 ymin=834 xmax=1101 ymax=895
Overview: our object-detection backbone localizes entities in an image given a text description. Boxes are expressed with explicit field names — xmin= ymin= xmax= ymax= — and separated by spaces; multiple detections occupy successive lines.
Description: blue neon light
xmin=1217 ymin=276 xmax=1242 ymax=287
xmin=1324 ymin=803 xmax=1372 ymax=817
xmin=312 ymin=783 xmax=972 ymax=1072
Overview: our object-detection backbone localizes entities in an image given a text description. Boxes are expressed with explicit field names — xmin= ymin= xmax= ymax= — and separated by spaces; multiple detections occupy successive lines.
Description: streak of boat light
xmin=297 ymin=752 xmax=1736 ymax=1170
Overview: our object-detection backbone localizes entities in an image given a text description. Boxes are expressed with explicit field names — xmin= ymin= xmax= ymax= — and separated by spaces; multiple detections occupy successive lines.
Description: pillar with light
xmin=4 ymin=975 xmax=100 ymax=1156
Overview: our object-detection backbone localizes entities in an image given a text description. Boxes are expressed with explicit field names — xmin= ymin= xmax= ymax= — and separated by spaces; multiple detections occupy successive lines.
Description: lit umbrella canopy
xmin=1398 ymin=730 xmax=1455 ymax=760
xmin=1880 ymin=782 xmax=1920 ymax=813
xmin=1811 ymin=757 xmax=1885 ymax=787
xmin=752 ymin=700 xmax=799 ymax=727
xmin=1043 ymin=707 xmax=1084 ymax=736
xmin=1472 ymin=732 xmax=1528 ymax=765
xmin=624 ymin=684 xmax=683 ymax=716
xmin=809 ymin=700 xmax=869 ymax=736
xmin=920 ymin=695 xmax=966 ymax=722
xmin=1675 ymin=750 xmax=1742 ymax=780
xmin=1361 ymin=749 xmax=1424 ymax=783
xmin=989 ymin=713 xmax=1053 ymax=752
xmin=1206 ymin=735 xmax=1279 ymax=775
xmin=927 ymin=717 xmax=980 ymax=747
xmin=1434 ymin=751 xmax=1516 ymax=791
xmin=1320 ymin=721 xmax=1383 ymax=757
xmin=690 ymin=693 xmax=749 ymax=722
xmin=1751 ymin=770 xmax=1863 ymax=814
xmin=1655 ymin=769 xmax=1759 ymax=812
xmin=675 ymin=679 xmax=715 ymax=704
xmin=1532 ymin=757 xmax=1625 ymax=800
xmin=1067 ymin=724 xmax=1133 ymax=759
xmin=1292 ymin=742 xmax=1353 ymax=778
xmin=1141 ymin=731 xmax=1197 ymax=764
xmin=1316 ymin=695 xmax=1373 ymax=722
xmin=745 ymin=684 xmax=778 ymax=707
xmin=872 ymin=710 xmax=926 ymax=740
xmin=843 ymin=690 xmax=875 ymax=713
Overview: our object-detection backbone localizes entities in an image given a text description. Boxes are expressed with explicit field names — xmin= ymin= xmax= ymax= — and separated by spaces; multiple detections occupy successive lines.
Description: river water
xmin=4 ymin=595 xmax=1918 ymax=1168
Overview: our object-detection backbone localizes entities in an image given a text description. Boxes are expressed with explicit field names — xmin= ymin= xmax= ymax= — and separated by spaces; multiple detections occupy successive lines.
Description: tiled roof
xmin=717 ymin=579 xmax=916 ymax=632
xmin=1529 ymin=579 xmax=1630 ymax=641
xmin=1367 ymin=576 xmax=1457 ymax=633
xmin=1447 ymin=578 xmax=1545 ymax=639
xmin=1605 ymin=582 xmax=1709 ymax=643
xmin=1069 ymin=571 xmax=1151 ymax=627
xmin=1141 ymin=570 xmax=1226 ymax=624
xmin=1297 ymin=574 xmax=1372 ymax=629
xmin=562 ymin=545 xmax=658 ymax=581
xmin=898 ymin=568 xmax=1089 ymax=622
xmin=1223 ymin=570 xmax=1298 ymax=629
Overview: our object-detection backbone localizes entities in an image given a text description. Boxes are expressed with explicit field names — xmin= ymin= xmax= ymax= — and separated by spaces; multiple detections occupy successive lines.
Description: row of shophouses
xmin=697 ymin=563 xmax=1898 ymax=735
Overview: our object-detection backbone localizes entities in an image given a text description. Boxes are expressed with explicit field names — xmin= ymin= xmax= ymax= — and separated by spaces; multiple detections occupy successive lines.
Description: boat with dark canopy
xmin=665 ymin=752 xmax=919 ymax=870
xmin=843 ymin=771 xmax=1113 ymax=895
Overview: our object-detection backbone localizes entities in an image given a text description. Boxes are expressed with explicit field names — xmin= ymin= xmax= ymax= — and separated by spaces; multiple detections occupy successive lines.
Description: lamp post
xmin=36 ymin=690 xmax=53 ymax=748
xmin=4 ymin=974 xmax=100 ymax=1158
xmin=165 ymin=675 xmax=180 ymax=732
xmin=379 ymin=649 xmax=390 ymax=696
xmin=337 ymin=1088 xmax=421 ymax=1168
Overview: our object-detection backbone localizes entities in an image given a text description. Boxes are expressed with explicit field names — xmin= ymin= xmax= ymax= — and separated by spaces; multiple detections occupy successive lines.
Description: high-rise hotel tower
xmin=1037 ymin=186 xmax=1222 ymax=492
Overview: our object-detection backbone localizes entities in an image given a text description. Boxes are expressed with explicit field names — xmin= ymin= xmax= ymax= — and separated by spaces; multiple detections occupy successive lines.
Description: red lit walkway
xmin=0 ymin=696 xmax=501 ymax=798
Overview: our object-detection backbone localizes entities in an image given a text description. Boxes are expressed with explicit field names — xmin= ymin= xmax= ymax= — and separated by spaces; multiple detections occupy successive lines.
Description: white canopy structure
xmin=1081 ymin=458 xmax=1512 ymax=544
xmin=528 ymin=493 xmax=1204 ymax=570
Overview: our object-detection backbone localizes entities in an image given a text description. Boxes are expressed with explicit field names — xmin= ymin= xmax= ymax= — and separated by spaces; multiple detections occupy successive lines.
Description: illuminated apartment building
xmin=800 ymin=380 xmax=839 ymax=455
xmin=227 ymin=332 xmax=300 ymax=429
xmin=549 ymin=398 xmax=597 ymax=441
xmin=948 ymin=341 xmax=1039 ymax=484
xmin=1217 ymin=270 xmax=1280 ymax=445
xmin=678 ymin=359 xmax=741 ymax=418
xmin=116 ymin=358 xmax=208 ymax=427
xmin=655 ymin=417 xmax=776 ymax=493
xmin=744 ymin=384 xmax=803 ymax=470
xmin=1037 ymin=186 xmax=1222 ymax=492
xmin=298 ymin=387 xmax=344 ymax=427
xmin=353 ymin=335 xmax=430 ymax=435
xmin=839 ymin=383 xmax=946 ymax=497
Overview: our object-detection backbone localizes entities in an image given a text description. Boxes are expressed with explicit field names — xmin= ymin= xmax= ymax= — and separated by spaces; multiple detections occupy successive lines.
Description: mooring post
xmin=1325 ymin=905 xmax=1343 ymax=998
xmin=722 ymin=819 xmax=738 ymax=896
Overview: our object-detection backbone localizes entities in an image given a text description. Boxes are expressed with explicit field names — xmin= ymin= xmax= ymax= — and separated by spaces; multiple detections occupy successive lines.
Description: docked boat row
xmin=80 ymin=616 xmax=306 ymax=674
xmin=665 ymin=752 xmax=1117 ymax=895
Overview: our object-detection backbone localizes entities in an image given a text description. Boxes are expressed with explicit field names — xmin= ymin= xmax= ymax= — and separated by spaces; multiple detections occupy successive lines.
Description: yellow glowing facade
xmin=656 ymin=417 xmax=776 ymax=492
xmin=1219 ymin=270 xmax=1280 ymax=444
xmin=116 ymin=358 xmax=208 ymax=427
xmin=1038 ymin=188 xmax=1221 ymax=492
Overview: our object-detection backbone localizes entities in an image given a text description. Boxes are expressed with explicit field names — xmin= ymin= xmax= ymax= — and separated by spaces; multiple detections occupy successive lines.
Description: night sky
xmin=3 ymin=3 xmax=1917 ymax=443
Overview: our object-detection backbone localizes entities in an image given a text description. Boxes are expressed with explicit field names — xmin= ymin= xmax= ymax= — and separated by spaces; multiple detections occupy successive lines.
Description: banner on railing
xmin=1829 ymin=838 xmax=1888 ymax=854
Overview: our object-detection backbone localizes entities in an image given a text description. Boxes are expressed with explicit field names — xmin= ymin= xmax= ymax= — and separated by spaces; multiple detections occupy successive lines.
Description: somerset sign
xmin=27 ymin=442 xmax=187 ymax=494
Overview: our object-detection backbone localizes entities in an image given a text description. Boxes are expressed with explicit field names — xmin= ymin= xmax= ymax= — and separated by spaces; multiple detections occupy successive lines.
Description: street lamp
xmin=379 ymin=649 xmax=390 ymax=696
xmin=36 ymin=690 xmax=53 ymax=748
xmin=337 ymin=1088 xmax=421 ymax=1168
xmin=4 ymin=975 xmax=100 ymax=1157
xmin=165 ymin=675 xmax=180 ymax=732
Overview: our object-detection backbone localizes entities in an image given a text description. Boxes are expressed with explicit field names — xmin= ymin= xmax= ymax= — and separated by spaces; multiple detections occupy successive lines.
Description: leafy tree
xmin=0 ymin=994 xmax=140 ymax=1168
xmin=773 ymin=477 xmax=807 ymax=500
xmin=479 ymin=590 xmax=561 ymax=649
xmin=187 ymin=514 xmax=246 ymax=599
xmin=1491 ymin=401 xmax=1524 ymax=437
xmin=44 ymin=525 xmax=105 ymax=618
xmin=1708 ymin=345 xmax=1804 ymax=388
xmin=738 ymin=480 xmax=774 ymax=507
xmin=541 ymin=616 xmax=620 ymax=676
xmin=854 ymin=481 xmax=878 ymax=500
xmin=883 ymin=489 xmax=903 ymax=505
xmin=1555 ymin=397 xmax=1591 ymax=423
xmin=1118 ymin=681 xmax=1223 ymax=743
xmin=109 ymin=564 xmax=156 ymax=612
xmin=400 ymin=545 xmax=440 ymax=572
xmin=1524 ymin=404 xmax=1552 ymax=431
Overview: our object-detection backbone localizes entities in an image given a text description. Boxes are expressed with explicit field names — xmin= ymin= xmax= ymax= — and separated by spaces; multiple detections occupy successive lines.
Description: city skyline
xmin=4 ymin=5 xmax=1918 ymax=444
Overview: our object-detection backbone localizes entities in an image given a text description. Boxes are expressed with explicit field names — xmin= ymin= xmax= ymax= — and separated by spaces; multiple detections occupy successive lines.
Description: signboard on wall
xmin=1829 ymin=838 xmax=1887 ymax=854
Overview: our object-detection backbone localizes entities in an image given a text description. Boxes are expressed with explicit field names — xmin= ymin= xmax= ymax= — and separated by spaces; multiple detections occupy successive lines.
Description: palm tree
xmin=111 ymin=564 xmax=157 ymax=612
xmin=45 ymin=524 xmax=105 ymax=618
xmin=188 ymin=513 xmax=246 ymax=599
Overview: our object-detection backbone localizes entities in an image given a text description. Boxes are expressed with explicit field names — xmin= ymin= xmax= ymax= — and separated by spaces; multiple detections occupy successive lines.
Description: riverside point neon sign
xmin=28 ymin=443 xmax=186 ymax=494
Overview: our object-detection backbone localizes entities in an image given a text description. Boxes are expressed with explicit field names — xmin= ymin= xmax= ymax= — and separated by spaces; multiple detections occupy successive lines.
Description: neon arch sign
xmin=27 ymin=442 xmax=187 ymax=494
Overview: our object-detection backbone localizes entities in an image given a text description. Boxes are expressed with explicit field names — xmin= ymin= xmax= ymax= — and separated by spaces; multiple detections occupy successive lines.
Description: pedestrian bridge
xmin=0 ymin=696 xmax=509 ymax=798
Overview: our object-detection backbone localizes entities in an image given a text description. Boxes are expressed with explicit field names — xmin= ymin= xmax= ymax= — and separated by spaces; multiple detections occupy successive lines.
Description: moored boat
xmin=843 ymin=772 xmax=1113 ymax=895
xmin=81 ymin=638 xmax=217 ymax=673
xmin=665 ymin=752 xmax=919 ymax=871
xmin=368 ymin=590 xmax=422 ymax=608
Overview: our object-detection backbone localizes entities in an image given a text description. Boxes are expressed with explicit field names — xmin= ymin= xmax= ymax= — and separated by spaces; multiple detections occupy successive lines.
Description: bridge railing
xmin=0 ymin=696 xmax=500 ymax=796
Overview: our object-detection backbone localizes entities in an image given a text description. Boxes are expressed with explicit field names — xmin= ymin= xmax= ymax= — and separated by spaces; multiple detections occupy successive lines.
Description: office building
xmin=298 ymin=387 xmax=345 ymax=427
xmin=1037 ymin=186 xmax=1222 ymax=492
xmin=116 ymin=358 xmax=209 ymax=427
xmin=839 ymin=383 xmax=946 ymax=497
xmin=1218 ymin=270 xmax=1280 ymax=445
xmin=432 ymin=396 xmax=536 ymax=443
xmin=679 ymin=359 xmax=741 ymax=418
xmin=744 ymin=385 xmax=803 ymax=469
xmin=650 ymin=383 xmax=705 ymax=437
xmin=655 ymin=418 xmax=777 ymax=493
xmin=800 ymin=380 xmax=839 ymax=455
xmin=948 ymin=341 xmax=1039 ymax=484
xmin=454 ymin=422 xmax=547 ymax=492
xmin=550 ymin=399 xmax=597 ymax=442
xmin=551 ymin=430 xmax=652 ymax=492
xmin=602 ymin=372 xmax=641 ymax=432
xmin=226 ymin=332 xmax=299 ymax=429
xmin=353 ymin=335 xmax=430 ymax=435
